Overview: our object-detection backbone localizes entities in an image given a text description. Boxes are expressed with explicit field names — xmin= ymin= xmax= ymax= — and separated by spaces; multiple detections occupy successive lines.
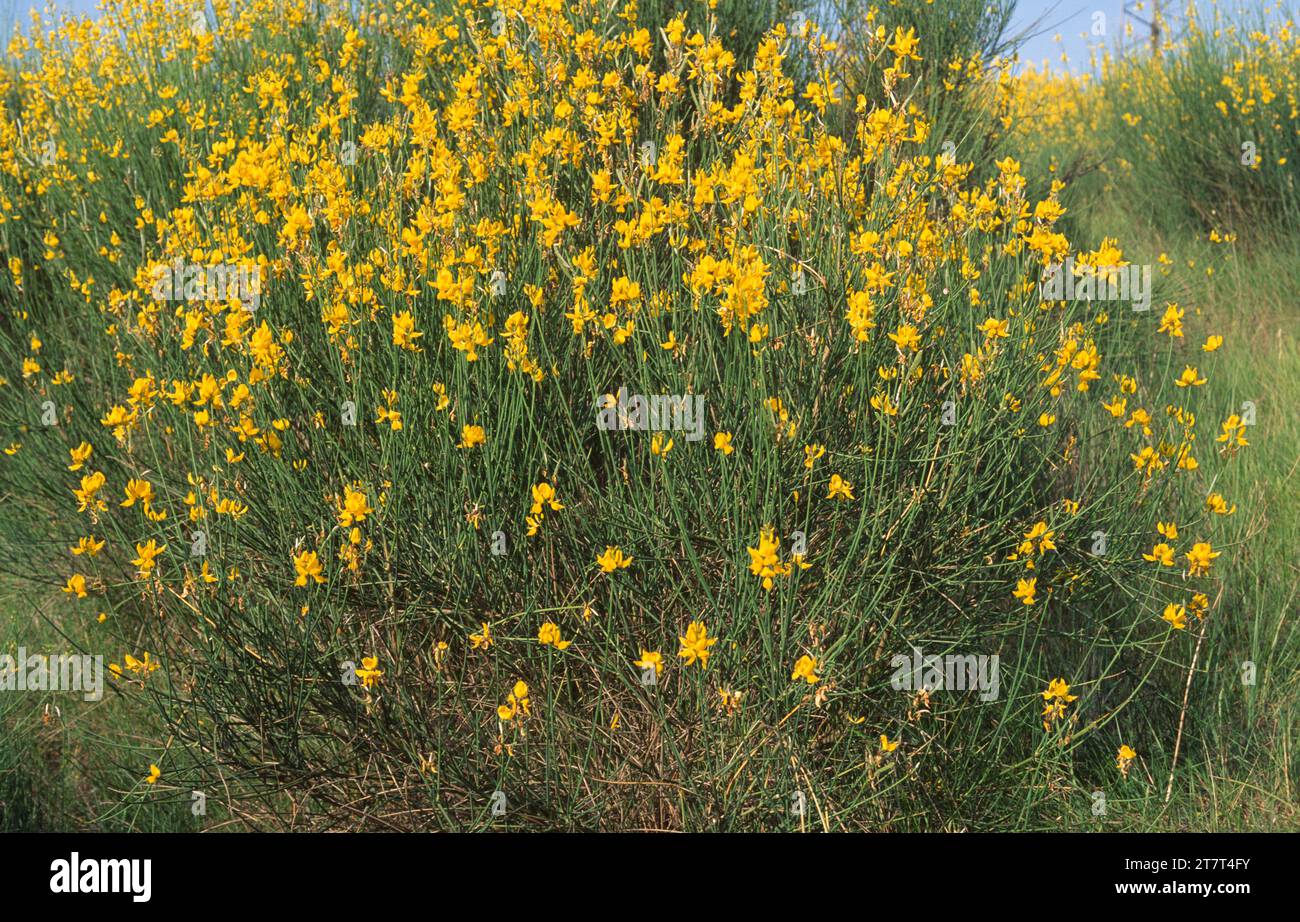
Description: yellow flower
xmin=530 ymin=482 xmax=563 ymax=515
xmin=1162 ymin=603 xmax=1188 ymax=630
xmin=801 ymin=81 xmax=840 ymax=114
xmin=337 ymin=484 xmax=373 ymax=527
xmin=457 ymin=424 xmax=486 ymax=449
xmin=131 ymin=540 xmax=166 ymax=578
xmin=887 ymin=323 xmax=921 ymax=351
xmin=1013 ymin=577 xmax=1037 ymax=605
xmin=803 ymin=443 xmax=825 ymax=469
xmin=1202 ymin=335 xmax=1223 ymax=352
xmin=120 ymin=477 xmax=155 ymax=508
xmin=497 ymin=680 xmax=530 ymax=721
xmin=791 ymin=654 xmax=821 ymax=685
xmin=870 ymin=393 xmax=898 ymax=417
xmin=470 ymin=622 xmax=493 ymax=649
xmin=827 ymin=473 xmax=854 ymax=500
xmin=68 ymin=441 xmax=92 ymax=471
xmin=537 ymin=621 xmax=571 ymax=650
xmin=714 ymin=432 xmax=734 ymax=455
xmin=1023 ymin=521 xmax=1056 ymax=555
xmin=355 ymin=655 xmax=384 ymax=687
xmin=1185 ymin=542 xmax=1220 ymax=577
xmin=880 ymin=734 xmax=900 ymax=753
xmin=610 ymin=276 xmax=641 ymax=304
xmin=1157 ymin=303 xmax=1184 ymax=337
xmin=1216 ymin=414 xmax=1249 ymax=448
xmin=1130 ymin=445 xmax=1166 ymax=475
xmin=596 ymin=545 xmax=632 ymax=573
xmin=1174 ymin=365 xmax=1207 ymax=387
xmin=392 ymin=310 xmax=423 ymax=351
xmin=1102 ymin=396 xmax=1126 ymax=418
xmin=845 ymin=290 xmax=875 ymax=341
xmin=1206 ymin=492 xmax=1236 ymax=516
xmin=146 ymin=764 xmax=161 ymax=785
xmin=633 ymin=649 xmax=664 ymax=677
xmin=1143 ymin=543 xmax=1175 ymax=566
xmin=292 ymin=549 xmax=325 ymax=586
xmin=375 ymin=404 xmax=403 ymax=431
xmin=677 ymin=621 xmax=717 ymax=668
xmin=1125 ymin=407 xmax=1152 ymax=435
xmin=1117 ymin=745 xmax=1136 ymax=776
xmin=747 ymin=527 xmax=792 ymax=591
xmin=123 ymin=652 xmax=160 ymax=676
xmin=444 ymin=315 xmax=494 ymax=361
xmin=1040 ymin=677 xmax=1078 ymax=729
xmin=888 ymin=25 xmax=921 ymax=60
xmin=62 ymin=574 xmax=87 ymax=598
xmin=73 ymin=471 xmax=107 ymax=513
xmin=70 ymin=536 xmax=104 ymax=556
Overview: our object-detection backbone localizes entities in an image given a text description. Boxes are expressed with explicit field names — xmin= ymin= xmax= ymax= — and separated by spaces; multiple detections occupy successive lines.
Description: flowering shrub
xmin=0 ymin=0 xmax=1261 ymax=830
xmin=1013 ymin=6 xmax=1299 ymax=235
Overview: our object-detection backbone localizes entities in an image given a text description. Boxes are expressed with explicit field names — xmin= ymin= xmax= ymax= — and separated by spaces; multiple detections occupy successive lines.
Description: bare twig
xmin=1165 ymin=586 xmax=1223 ymax=802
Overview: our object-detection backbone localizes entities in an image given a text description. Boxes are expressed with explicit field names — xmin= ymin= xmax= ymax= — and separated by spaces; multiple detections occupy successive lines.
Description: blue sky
xmin=1006 ymin=0 xmax=1246 ymax=73
xmin=1012 ymin=0 xmax=1153 ymax=71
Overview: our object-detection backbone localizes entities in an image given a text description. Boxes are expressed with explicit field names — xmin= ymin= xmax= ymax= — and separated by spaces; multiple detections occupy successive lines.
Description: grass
xmin=0 ymin=582 xmax=210 ymax=831
xmin=1031 ymin=232 xmax=1300 ymax=830
xmin=1142 ymin=237 xmax=1299 ymax=829
xmin=1008 ymin=3 xmax=1300 ymax=829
